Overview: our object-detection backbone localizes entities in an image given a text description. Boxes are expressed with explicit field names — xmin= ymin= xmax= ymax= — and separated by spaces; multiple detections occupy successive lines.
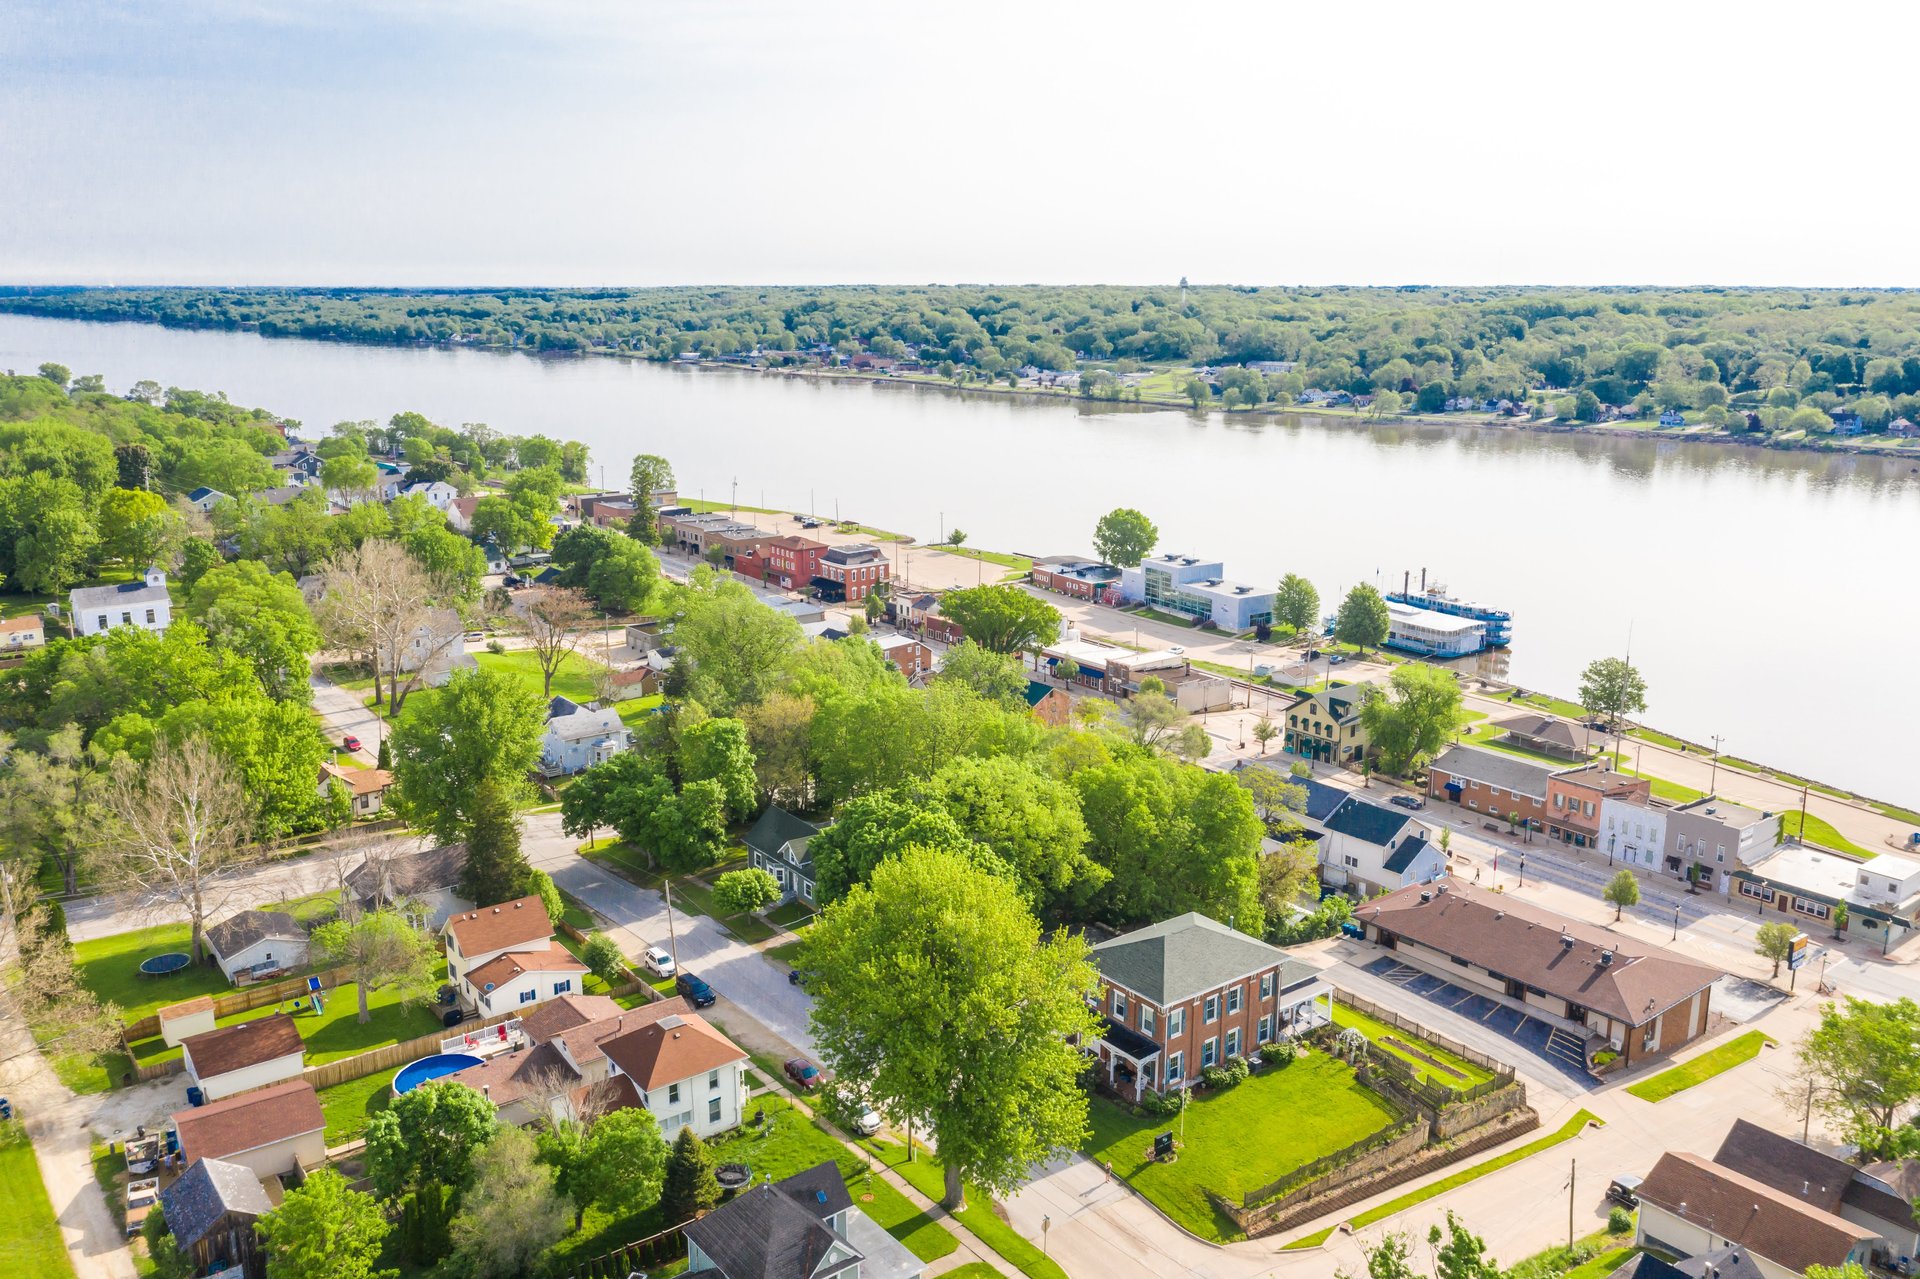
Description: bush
xmin=581 ymin=932 xmax=628 ymax=986
xmin=1592 ymin=1049 xmax=1618 ymax=1066
xmin=1608 ymin=1206 xmax=1633 ymax=1235
xmin=1224 ymin=1055 xmax=1251 ymax=1084
xmin=1139 ymin=1088 xmax=1184 ymax=1117
xmin=1260 ymin=1040 xmax=1299 ymax=1067
xmin=485 ymin=638 xmax=506 ymax=654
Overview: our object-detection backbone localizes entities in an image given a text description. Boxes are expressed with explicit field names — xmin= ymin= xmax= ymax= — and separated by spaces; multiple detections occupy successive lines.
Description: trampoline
xmin=139 ymin=953 xmax=192 ymax=977
xmin=391 ymin=1052 xmax=484 ymax=1096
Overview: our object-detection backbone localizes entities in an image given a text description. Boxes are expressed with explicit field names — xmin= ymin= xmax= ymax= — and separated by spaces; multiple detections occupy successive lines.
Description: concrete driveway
xmin=522 ymin=812 xmax=816 ymax=1054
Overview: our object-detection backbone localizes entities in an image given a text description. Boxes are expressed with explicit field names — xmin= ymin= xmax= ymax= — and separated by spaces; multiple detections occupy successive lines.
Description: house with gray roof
xmin=1426 ymin=743 xmax=1559 ymax=833
xmin=540 ymin=695 xmax=630 ymax=776
xmin=681 ymin=1159 xmax=922 ymax=1279
xmin=157 ymin=1156 xmax=271 ymax=1278
xmin=204 ymin=909 xmax=308 ymax=983
xmin=70 ymin=565 xmax=172 ymax=638
xmin=1318 ymin=794 xmax=1448 ymax=897
xmin=1087 ymin=912 xmax=1332 ymax=1097
xmin=745 ymin=807 xmax=826 ymax=907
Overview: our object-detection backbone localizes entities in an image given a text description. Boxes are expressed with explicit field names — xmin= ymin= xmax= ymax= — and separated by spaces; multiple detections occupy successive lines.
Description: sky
xmin=5 ymin=0 xmax=1920 ymax=288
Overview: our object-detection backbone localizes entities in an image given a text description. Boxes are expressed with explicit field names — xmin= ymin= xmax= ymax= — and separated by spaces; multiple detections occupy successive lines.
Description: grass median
xmin=1627 ymin=1031 xmax=1773 ymax=1103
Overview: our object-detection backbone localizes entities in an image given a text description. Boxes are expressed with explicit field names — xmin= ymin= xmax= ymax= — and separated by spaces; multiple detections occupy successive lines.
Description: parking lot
xmin=1360 ymin=956 xmax=1596 ymax=1086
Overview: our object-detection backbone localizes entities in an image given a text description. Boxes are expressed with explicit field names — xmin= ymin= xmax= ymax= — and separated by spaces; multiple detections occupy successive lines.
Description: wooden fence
xmin=302 ymin=1008 xmax=522 ymax=1090
xmin=124 ymin=965 xmax=359 ymax=1041
xmin=564 ymin=1222 xmax=688 ymax=1279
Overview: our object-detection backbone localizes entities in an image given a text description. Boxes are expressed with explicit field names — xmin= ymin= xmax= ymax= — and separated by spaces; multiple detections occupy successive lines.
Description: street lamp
xmin=1608 ymin=833 xmax=1616 ymax=867
xmin=1042 ymin=1215 xmax=1052 ymax=1257
xmin=1672 ymin=903 xmax=1682 ymax=940
xmin=1518 ymin=853 xmax=1526 ymax=887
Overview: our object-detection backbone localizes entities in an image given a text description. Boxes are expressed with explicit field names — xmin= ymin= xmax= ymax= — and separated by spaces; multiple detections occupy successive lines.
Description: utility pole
xmin=1707 ymin=734 xmax=1725 ymax=796
xmin=1567 ymin=1158 xmax=1576 ymax=1250
xmin=664 ymin=876 xmax=680 ymax=967
xmin=1799 ymin=783 xmax=1810 ymax=845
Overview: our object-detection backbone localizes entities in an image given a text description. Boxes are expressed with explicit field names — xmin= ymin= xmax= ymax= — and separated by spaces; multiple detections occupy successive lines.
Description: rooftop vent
xmin=816 ymin=1190 xmax=828 ymax=1204
xmin=1559 ymin=932 xmax=1574 ymax=950
xmin=1419 ymin=891 xmax=1432 ymax=903
xmin=1600 ymin=950 xmax=1613 ymax=966
xmin=1494 ymin=911 xmax=1504 ymax=920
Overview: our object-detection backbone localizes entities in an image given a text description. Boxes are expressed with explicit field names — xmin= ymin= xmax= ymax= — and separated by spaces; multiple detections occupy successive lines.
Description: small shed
xmin=181 ymin=1014 xmax=306 ymax=1102
xmin=172 ymin=1079 xmax=325 ymax=1181
xmin=204 ymin=910 xmax=308 ymax=983
xmin=157 ymin=1156 xmax=271 ymax=1279
xmin=157 ymin=996 xmax=218 ymax=1048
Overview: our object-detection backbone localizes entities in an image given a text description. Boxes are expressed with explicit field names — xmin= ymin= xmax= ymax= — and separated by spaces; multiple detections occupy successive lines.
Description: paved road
xmin=310 ymin=670 xmax=390 ymax=764
xmin=521 ymin=813 xmax=817 ymax=1053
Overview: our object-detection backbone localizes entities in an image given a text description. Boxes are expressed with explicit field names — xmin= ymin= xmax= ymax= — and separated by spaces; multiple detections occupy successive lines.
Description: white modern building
xmin=1119 ymin=553 xmax=1275 ymax=630
xmin=1384 ymin=601 xmax=1487 ymax=657
xmin=70 ymin=566 xmax=172 ymax=638
xmin=1598 ymin=798 xmax=1670 ymax=875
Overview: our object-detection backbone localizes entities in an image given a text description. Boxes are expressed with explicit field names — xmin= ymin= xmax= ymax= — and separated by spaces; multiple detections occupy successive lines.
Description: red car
xmin=342 ymin=735 xmax=364 ymax=752
xmin=784 ymin=1058 xmax=821 ymax=1090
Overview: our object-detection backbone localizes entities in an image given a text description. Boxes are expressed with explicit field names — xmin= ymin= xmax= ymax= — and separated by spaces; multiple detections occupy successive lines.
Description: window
xmin=144 ymin=609 xmax=156 ymax=624
xmin=1140 ymin=1006 xmax=1155 ymax=1037
xmin=1202 ymin=995 xmax=1218 ymax=1024
xmin=553 ymin=979 xmax=572 ymax=995
xmin=708 ymin=1070 xmax=720 ymax=1089
xmin=121 ymin=611 xmax=132 ymax=626
xmin=1792 ymin=897 xmax=1831 ymax=921
xmin=709 ymin=1096 xmax=723 ymax=1124
xmin=1225 ymin=986 xmax=1241 ymax=1015
xmin=96 ymin=614 xmax=107 ymax=629
xmin=668 ymin=1083 xmax=681 ymax=1104
xmin=1259 ymin=973 xmax=1273 ymax=1000
xmin=1258 ymin=1015 xmax=1272 ymax=1043
xmin=518 ymin=988 xmax=537 ymax=1004
xmin=1168 ymin=1008 xmax=1185 ymax=1038
xmin=1167 ymin=1052 xmax=1183 ymax=1083
xmin=1676 ymin=832 xmax=1686 ymax=850
xmin=1225 ymin=1028 xmax=1241 ymax=1058
xmin=1112 ymin=990 xmax=1128 ymax=1019
xmin=1201 ymin=1037 xmax=1218 ymax=1067
xmin=1343 ymin=854 xmax=1360 ymax=868
xmin=1553 ymin=794 xmax=1564 ymax=810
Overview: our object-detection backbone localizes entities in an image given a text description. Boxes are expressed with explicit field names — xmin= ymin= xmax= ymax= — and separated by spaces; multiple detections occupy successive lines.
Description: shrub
xmin=486 ymin=638 xmax=506 ymax=654
xmin=1139 ymin=1088 xmax=1184 ymax=1117
xmin=1260 ymin=1040 xmax=1299 ymax=1067
xmin=1592 ymin=1049 xmax=1617 ymax=1066
xmin=1608 ymin=1206 xmax=1634 ymax=1235
xmin=581 ymin=932 xmax=628 ymax=986
xmin=1224 ymin=1055 xmax=1251 ymax=1085
xmin=1200 ymin=1064 xmax=1232 ymax=1090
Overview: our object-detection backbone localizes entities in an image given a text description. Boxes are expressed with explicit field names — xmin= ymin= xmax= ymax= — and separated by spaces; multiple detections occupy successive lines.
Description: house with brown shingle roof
xmin=180 ymin=1013 xmax=305 ymax=1101
xmin=600 ymin=1011 xmax=750 ymax=1141
xmin=171 ymin=1079 xmax=324 ymax=1179
xmin=317 ymin=762 xmax=395 ymax=817
xmin=462 ymin=942 xmax=588 ymax=1019
xmin=445 ymin=895 xmax=551 ymax=980
xmin=1636 ymin=1150 xmax=1875 ymax=1279
xmin=1356 ymin=878 xmax=1724 ymax=1067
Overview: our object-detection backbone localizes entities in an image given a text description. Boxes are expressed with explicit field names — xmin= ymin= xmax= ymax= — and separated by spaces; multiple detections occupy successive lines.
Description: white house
xmin=181 ymin=1014 xmax=306 ymax=1101
xmin=317 ymin=762 xmax=394 ymax=817
xmin=1599 ymin=797 xmax=1669 ymax=874
xmin=184 ymin=486 xmax=230 ymax=512
xmin=599 ymin=1012 xmax=751 ymax=1141
xmin=445 ymin=895 xmax=554 ymax=984
xmin=1314 ymin=795 xmax=1446 ymax=897
xmin=396 ymin=479 xmax=458 ymax=510
xmin=463 ymin=943 xmax=588 ymax=1018
xmin=70 ymin=566 xmax=172 ymax=638
xmin=204 ymin=910 xmax=308 ymax=983
xmin=171 ymin=1079 xmax=326 ymax=1181
xmin=391 ymin=607 xmax=476 ymax=688
xmin=540 ymin=696 xmax=630 ymax=776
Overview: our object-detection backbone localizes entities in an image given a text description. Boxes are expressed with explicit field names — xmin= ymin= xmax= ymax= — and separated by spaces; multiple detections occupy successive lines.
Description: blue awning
xmin=1444 ymin=780 xmax=1464 ymax=793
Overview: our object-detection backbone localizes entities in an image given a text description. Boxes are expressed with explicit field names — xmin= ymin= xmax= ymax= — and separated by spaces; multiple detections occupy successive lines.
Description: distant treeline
xmin=9 ymin=284 xmax=1920 ymax=428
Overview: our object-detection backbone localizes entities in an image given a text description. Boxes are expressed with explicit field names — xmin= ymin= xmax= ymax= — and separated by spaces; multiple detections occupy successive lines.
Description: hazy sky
xmin=5 ymin=0 xmax=1919 ymax=288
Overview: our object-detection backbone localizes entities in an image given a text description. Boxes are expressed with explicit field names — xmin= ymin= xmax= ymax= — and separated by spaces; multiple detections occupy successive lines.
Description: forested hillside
xmin=8 ymin=285 xmax=1920 ymax=430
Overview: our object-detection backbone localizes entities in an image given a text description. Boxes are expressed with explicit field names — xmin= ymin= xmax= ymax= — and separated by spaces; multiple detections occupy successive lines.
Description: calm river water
xmin=4 ymin=313 xmax=1917 ymax=802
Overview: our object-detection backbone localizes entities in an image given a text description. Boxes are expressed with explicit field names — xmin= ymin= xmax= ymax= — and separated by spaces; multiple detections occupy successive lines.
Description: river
xmin=4 ymin=312 xmax=1916 ymax=804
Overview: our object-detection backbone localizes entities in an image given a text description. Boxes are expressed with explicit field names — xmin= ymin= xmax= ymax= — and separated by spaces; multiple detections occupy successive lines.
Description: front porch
xmin=1093 ymin=982 xmax=1338 ymax=1102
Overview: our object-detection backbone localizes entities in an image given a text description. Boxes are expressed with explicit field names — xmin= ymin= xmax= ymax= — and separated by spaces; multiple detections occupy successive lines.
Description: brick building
xmin=1087 ymin=913 xmax=1333 ymax=1098
xmin=1426 ymin=744 xmax=1556 ymax=831
xmin=812 ymin=543 xmax=890 ymax=602
xmin=734 ymin=534 xmax=829 ymax=590
xmin=1545 ymin=765 xmax=1651 ymax=848
xmin=1029 ymin=558 xmax=1121 ymax=602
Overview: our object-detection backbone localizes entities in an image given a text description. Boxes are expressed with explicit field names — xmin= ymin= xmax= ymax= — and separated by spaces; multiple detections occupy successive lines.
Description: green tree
xmin=1259 ymin=838 xmax=1320 ymax=924
xmin=96 ymin=487 xmax=182 ymax=567
xmin=1273 ymin=573 xmax=1320 ymax=633
xmin=674 ymin=576 xmax=803 ymax=712
xmin=1182 ymin=377 xmax=1211 ymax=409
xmin=660 ymin=1127 xmax=722 ymax=1223
xmin=678 ymin=716 xmax=759 ymax=819
xmin=1333 ymin=583 xmax=1390 ymax=653
xmin=1429 ymin=1210 xmax=1500 ymax=1279
xmin=628 ymin=453 xmax=675 ymax=504
xmin=1578 ymin=656 xmax=1649 ymax=729
xmin=808 ymin=790 xmax=981 ymax=904
xmin=935 ymin=584 xmax=1060 ymax=655
xmin=449 ymin=1124 xmax=570 ymax=1279
xmin=1091 ymin=508 xmax=1158 ymax=568
xmin=1251 ymin=717 xmax=1280 ymax=756
xmin=458 ymin=778 xmax=533 ymax=906
xmin=585 ymin=534 xmax=661 ymax=613
xmin=573 ymin=1108 xmax=669 ymax=1225
xmin=256 ymin=1168 xmax=396 ymax=1279
xmin=1358 ymin=664 xmax=1462 ymax=775
xmin=390 ymin=667 xmax=548 ymax=841
xmin=37 ymin=361 xmax=70 ymax=387
xmin=310 ymin=910 xmax=437 ymax=1024
xmin=1791 ymin=997 xmax=1920 ymax=1152
xmin=1120 ymin=685 xmax=1184 ymax=751
xmin=713 ymin=867 xmax=781 ymax=916
xmin=322 ymin=454 xmax=379 ymax=498
xmin=1237 ymin=764 xmax=1306 ymax=831
xmin=184 ymin=559 xmax=323 ymax=701
xmin=365 ymin=1080 xmax=499 ymax=1200
xmin=528 ymin=867 xmax=565 ymax=925
xmin=926 ymin=754 xmax=1107 ymax=914
xmin=1602 ymin=870 xmax=1641 ymax=920
xmin=806 ymin=845 xmax=1100 ymax=1210
xmin=1756 ymin=921 xmax=1799 ymax=978
xmin=938 ymin=640 xmax=1028 ymax=709
xmin=581 ymin=932 xmax=627 ymax=985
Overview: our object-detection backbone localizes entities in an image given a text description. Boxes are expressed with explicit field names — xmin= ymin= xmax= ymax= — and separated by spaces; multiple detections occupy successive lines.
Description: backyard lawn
xmin=1626 ymin=1031 xmax=1773 ymax=1103
xmin=1083 ymin=1052 xmax=1400 ymax=1242
xmin=75 ymin=923 xmax=244 ymax=1024
xmin=1331 ymin=1004 xmax=1496 ymax=1091
xmin=316 ymin=1070 xmax=396 ymax=1144
xmin=0 ymin=1121 xmax=75 ymax=1278
xmin=126 ymin=971 xmax=448 ymax=1069
xmin=545 ymin=1096 xmax=957 ymax=1273
xmin=1781 ymin=810 xmax=1875 ymax=857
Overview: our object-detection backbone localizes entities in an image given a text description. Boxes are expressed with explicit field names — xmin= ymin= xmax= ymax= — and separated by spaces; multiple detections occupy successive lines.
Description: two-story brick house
xmin=733 ymin=534 xmax=828 ymax=590
xmin=1426 ymin=744 xmax=1555 ymax=831
xmin=1087 ymin=913 xmax=1334 ymax=1098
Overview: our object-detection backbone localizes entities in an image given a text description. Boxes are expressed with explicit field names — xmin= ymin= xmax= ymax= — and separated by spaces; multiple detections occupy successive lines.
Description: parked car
xmin=784 ymin=1057 xmax=821 ymax=1090
xmin=1390 ymin=795 xmax=1425 ymax=810
xmin=341 ymin=734 xmax=363 ymax=752
xmin=1605 ymin=1174 xmax=1643 ymax=1208
xmin=831 ymin=1087 xmax=882 ymax=1136
xmin=642 ymin=946 xmax=676 ymax=978
xmin=675 ymin=972 xmax=716 ymax=1007
xmin=1328 ymin=654 xmax=1345 ymax=665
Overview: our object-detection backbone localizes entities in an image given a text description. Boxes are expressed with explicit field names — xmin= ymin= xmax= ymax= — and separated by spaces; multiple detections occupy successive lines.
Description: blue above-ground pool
xmin=392 ymin=1052 xmax=484 ymax=1095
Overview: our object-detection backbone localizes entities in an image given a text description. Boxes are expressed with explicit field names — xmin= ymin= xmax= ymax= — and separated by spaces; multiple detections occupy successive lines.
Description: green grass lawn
xmin=1626 ymin=1031 xmax=1773 ymax=1102
xmin=1084 ymin=1053 xmax=1401 ymax=1242
xmin=1781 ymin=811 xmax=1875 ymax=857
xmin=127 ymin=970 xmax=448 ymax=1069
xmin=1502 ymin=1226 xmax=1638 ymax=1279
xmin=546 ymin=1096 xmax=957 ymax=1272
xmin=765 ymin=901 xmax=815 ymax=930
xmin=765 ymin=937 xmax=808 ymax=968
xmin=671 ymin=876 xmax=777 ymax=944
xmin=1282 ymin=1109 xmax=1604 ymax=1248
xmin=867 ymin=1141 xmax=1066 ymax=1279
xmin=0 ymin=1121 xmax=75 ymax=1278
xmin=942 ymin=1266 xmax=1012 ymax=1279
xmin=928 ymin=545 xmax=1034 ymax=575
xmin=1331 ymin=1004 xmax=1496 ymax=1091
xmin=316 ymin=1070 xmax=396 ymax=1144
xmin=75 ymin=922 xmax=245 ymax=1025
